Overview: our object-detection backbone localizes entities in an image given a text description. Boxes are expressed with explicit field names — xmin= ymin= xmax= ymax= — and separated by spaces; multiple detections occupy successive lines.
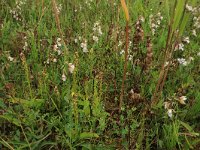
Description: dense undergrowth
xmin=0 ymin=0 xmax=200 ymax=149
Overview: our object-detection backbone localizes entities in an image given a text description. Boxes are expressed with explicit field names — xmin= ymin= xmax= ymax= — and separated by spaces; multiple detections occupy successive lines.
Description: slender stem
xmin=119 ymin=22 xmax=129 ymax=113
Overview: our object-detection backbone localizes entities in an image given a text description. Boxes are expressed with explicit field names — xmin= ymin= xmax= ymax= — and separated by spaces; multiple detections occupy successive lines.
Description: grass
xmin=0 ymin=0 xmax=200 ymax=149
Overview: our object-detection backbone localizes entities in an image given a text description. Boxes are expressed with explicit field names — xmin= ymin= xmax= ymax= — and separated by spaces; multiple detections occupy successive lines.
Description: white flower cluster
xmin=53 ymin=38 xmax=62 ymax=55
xmin=10 ymin=0 xmax=27 ymax=22
xmin=177 ymin=57 xmax=194 ymax=66
xmin=149 ymin=12 xmax=163 ymax=35
xmin=23 ymin=36 xmax=28 ymax=51
xmin=85 ymin=0 xmax=93 ymax=8
xmin=186 ymin=4 xmax=200 ymax=36
xmin=81 ymin=40 xmax=88 ymax=53
xmin=177 ymin=58 xmax=188 ymax=66
xmin=175 ymin=36 xmax=190 ymax=51
xmin=74 ymin=36 xmax=88 ymax=53
xmin=68 ymin=63 xmax=75 ymax=74
xmin=56 ymin=3 xmax=62 ymax=14
xmin=62 ymin=63 xmax=75 ymax=81
xmin=164 ymin=96 xmax=187 ymax=118
xmin=44 ymin=38 xmax=63 ymax=64
xmin=92 ymin=21 xmax=103 ymax=43
xmin=119 ymin=40 xmax=133 ymax=61
xmin=8 ymin=56 xmax=14 ymax=62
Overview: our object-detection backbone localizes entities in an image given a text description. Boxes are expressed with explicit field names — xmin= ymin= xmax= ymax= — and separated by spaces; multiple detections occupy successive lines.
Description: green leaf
xmin=0 ymin=98 xmax=6 ymax=108
xmin=79 ymin=132 xmax=99 ymax=140
xmin=0 ymin=114 xmax=21 ymax=126
xmin=180 ymin=121 xmax=193 ymax=132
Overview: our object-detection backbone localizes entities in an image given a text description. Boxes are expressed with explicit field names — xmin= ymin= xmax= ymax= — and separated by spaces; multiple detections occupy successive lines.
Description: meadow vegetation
xmin=0 ymin=0 xmax=200 ymax=149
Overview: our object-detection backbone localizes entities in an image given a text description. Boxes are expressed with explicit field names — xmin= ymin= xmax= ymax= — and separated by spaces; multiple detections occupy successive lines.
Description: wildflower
xmin=53 ymin=44 xmax=58 ymax=51
xmin=56 ymin=3 xmax=62 ymax=14
xmin=46 ymin=58 xmax=50 ymax=64
xmin=178 ymin=96 xmax=187 ymax=105
xmin=183 ymin=37 xmax=190 ymax=44
xmin=118 ymin=41 xmax=122 ymax=47
xmin=62 ymin=73 xmax=66 ymax=81
xmin=167 ymin=109 xmax=173 ymax=118
xmin=92 ymin=36 xmax=99 ymax=42
xmin=164 ymin=61 xmax=169 ymax=67
xmin=197 ymin=52 xmax=200 ymax=56
xmin=139 ymin=16 xmax=145 ymax=22
xmin=179 ymin=43 xmax=184 ymax=51
xmin=120 ymin=50 xmax=125 ymax=55
xmin=164 ymin=102 xmax=170 ymax=110
xmin=74 ymin=38 xmax=78 ymax=43
xmin=81 ymin=41 xmax=88 ymax=52
xmin=8 ymin=56 xmax=14 ymax=62
xmin=56 ymin=38 xmax=62 ymax=47
xmin=186 ymin=4 xmax=193 ymax=12
xmin=53 ymin=58 xmax=57 ymax=63
xmin=188 ymin=57 xmax=194 ymax=62
xmin=175 ymin=43 xmax=184 ymax=51
xmin=57 ymin=38 xmax=61 ymax=42
xmin=192 ymin=29 xmax=197 ymax=37
xmin=78 ymin=36 xmax=82 ymax=41
xmin=57 ymin=50 xmax=61 ymax=55
xmin=128 ymin=55 xmax=133 ymax=61
xmin=68 ymin=63 xmax=75 ymax=73
xmin=93 ymin=21 xmax=102 ymax=36
xmin=177 ymin=58 xmax=188 ymax=66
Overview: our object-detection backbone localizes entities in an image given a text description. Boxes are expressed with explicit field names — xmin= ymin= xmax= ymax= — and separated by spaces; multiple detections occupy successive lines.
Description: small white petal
xmin=167 ymin=109 xmax=173 ymax=118
xmin=68 ymin=63 xmax=75 ymax=73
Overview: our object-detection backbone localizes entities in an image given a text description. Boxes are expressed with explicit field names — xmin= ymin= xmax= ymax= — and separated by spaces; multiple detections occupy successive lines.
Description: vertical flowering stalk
xmin=51 ymin=0 xmax=68 ymax=57
xmin=119 ymin=0 xmax=129 ymax=113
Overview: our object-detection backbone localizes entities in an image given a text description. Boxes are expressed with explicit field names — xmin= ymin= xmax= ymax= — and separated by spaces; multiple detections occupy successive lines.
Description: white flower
xmin=177 ymin=58 xmax=188 ymax=66
xmin=118 ymin=41 xmax=122 ymax=47
xmin=183 ymin=37 xmax=190 ymax=44
xmin=57 ymin=42 xmax=62 ymax=47
xmin=186 ymin=4 xmax=193 ymax=12
xmin=164 ymin=61 xmax=169 ymax=67
xmin=128 ymin=55 xmax=133 ymax=61
xmin=57 ymin=38 xmax=61 ymax=42
xmin=78 ymin=36 xmax=82 ymax=41
xmin=192 ymin=29 xmax=197 ymax=37
xmin=62 ymin=73 xmax=66 ymax=81
xmin=164 ymin=102 xmax=170 ymax=110
xmin=178 ymin=96 xmax=187 ymax=105
xmin=83 ymin=47 xmax=88 ymax=53
xmin=8 ymin=56 xmax=14 ymax=62
xmin=167 ymin=109 xmax=173 ymax=118
xmin=93 ymin=21 xmax=102 ymax=36
xmin=68 ymin=63 xmax=75 ymax=73
xmin=53 ymin=44 xmax=58 ymax=51
xmin=53 ymin=58 xmax=57 ymax=63
xmin=93 ymin=36 xmax=98 ymax=42
xmin=178 ymin=43 xmax=184 ymax=51
xmin=120 ymin=50 xmax=125 ymax=55
xmin=74 ymin=38 xmax=78 ymax=43
xmin=81 ymin=41 xmax=88 ymax=53
xmin=46 ymin=58 xmax=50 ymax=64
xmin=188 ymin=57 xmax=194 ymax=62
xmin=197 ymin=52 xmax=200 ymax=56
xmin=24 ymin=41 xmax=28 ymax=47
xmin=139 ymin=16 xmax=145 ymax=22
xmin=57 ymin=50 xmax=61 ymax=55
